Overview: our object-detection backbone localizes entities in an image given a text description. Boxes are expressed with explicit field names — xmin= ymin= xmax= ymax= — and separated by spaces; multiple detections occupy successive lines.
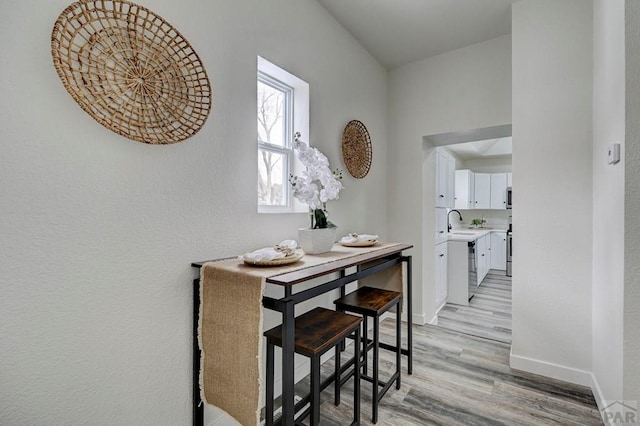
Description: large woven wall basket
xmin=341 ymin=120 xmax=372 ymax=179
xmin=51 ymin=0 xmax=212 ymax=144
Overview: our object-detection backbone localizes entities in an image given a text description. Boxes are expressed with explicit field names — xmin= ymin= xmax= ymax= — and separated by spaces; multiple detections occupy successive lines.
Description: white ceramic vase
xmin=298 ymin=227 xmax=337 ymax=254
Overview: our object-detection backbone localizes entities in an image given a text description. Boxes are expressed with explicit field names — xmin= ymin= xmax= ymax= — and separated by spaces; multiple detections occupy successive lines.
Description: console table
xmin=191 ymin=242 xmax=413 ymax=426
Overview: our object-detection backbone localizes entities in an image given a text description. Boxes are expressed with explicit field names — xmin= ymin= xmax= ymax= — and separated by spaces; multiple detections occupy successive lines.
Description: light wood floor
xmin=437 ymin=270 xmax=512 ymax=343
xmin=284 ymin=270 xmax=603 ymax=425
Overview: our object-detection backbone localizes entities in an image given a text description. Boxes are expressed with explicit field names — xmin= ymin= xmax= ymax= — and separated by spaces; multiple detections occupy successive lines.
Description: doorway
xmin=425 ymin=124 xmax=513 ymax=344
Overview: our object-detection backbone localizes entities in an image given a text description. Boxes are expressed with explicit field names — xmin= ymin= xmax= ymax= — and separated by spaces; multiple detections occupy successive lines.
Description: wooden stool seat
xmin=264 ymin=307 xmax=362 ymax=426
xmin=334 ymin=286 xmax=402 ymax=316
xmin=264 ymin=307 xmax=362 ymax=356
xmin=334 ymin=287 xmax=402 ymax=424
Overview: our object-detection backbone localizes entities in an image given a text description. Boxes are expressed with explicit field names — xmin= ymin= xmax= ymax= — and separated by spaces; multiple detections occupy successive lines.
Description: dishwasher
xmin=468 ymin=241 xmax=477 ymax=301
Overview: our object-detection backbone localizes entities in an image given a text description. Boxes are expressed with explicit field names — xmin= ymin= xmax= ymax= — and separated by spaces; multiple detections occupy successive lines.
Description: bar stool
xmin=263 ymin=307 xmax=362 ymax=426
xmin=334 ymin=286 xmax=402 ymax=424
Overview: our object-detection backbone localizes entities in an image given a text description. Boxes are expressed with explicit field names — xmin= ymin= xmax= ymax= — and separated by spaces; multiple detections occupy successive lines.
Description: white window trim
xmin=257 ymin=56 xmax=309 ymax=214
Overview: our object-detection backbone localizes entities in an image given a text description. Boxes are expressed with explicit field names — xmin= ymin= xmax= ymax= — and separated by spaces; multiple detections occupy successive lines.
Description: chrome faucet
xmin=448 ymin=209 xmax=463 ymax=232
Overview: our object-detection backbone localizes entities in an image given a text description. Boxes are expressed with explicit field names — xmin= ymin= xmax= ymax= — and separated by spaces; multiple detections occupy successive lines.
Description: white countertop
xmin=447 ymin=228 xmax=508 ymax=242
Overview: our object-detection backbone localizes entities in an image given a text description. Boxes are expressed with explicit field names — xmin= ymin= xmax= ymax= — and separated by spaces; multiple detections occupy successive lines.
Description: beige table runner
xmin=198 ymin=242 xmax=403 ymax=425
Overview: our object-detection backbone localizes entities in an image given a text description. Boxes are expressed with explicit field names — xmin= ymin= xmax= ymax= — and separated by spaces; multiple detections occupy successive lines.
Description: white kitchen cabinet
xmin=435 ymin=150 xmax=446 ymax=207
xmin=435 ymin=241 xmax=448 ymax=310
xmin=446 ymin=155 xmax=455 ymax=207
xmin=490 ymin=231 xmax=507 ymax=270
xmin=474 ymin=173 xmax=491 ymax=209
xmin=490 ymin=173 xmax=508 ymax=209
xmin=435 ymin=208 xmax=448 ymax=243
xmin=447 ymin=240 xmax=469 ymax=306
xmin=507 ymin=172 xmax=513 ymax=188
xmin=476 ymin=234 xmax=489 ymax=285
xmin=454 ymin=169 xmax=475 ymax=210
xmin=435 ymin=149 xmax=455 ymax=208
xmin=486 ymin=233 xmax=492 ymax=274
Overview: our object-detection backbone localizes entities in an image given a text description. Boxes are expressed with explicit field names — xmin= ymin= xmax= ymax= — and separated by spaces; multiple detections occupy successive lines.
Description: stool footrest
xmin=343 ymin=334 xmax=409 ymax=360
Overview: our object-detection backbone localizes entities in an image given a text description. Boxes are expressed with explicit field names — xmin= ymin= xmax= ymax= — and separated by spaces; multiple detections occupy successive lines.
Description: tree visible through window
xmin=257 ymin=73 xmax=292 ymax=207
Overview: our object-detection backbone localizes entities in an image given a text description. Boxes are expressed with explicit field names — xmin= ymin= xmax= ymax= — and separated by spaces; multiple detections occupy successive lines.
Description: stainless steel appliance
xmin=468 ymin=241 xmax=477 ymax=300
xmin=506 ymin=187 xmax=513 ymax=209
xmin=506 ymin=231 xmax=513 ymax=277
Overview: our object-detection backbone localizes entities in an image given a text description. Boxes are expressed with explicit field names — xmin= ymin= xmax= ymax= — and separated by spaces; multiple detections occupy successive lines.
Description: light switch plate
xmin=607 ymin=143 xmax=620 ymax=164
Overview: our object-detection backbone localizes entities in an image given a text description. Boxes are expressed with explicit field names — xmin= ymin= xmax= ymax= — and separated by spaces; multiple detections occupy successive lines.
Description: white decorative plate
xmin=242 ymin=249 xmax=305 ymax=266
xmin=339 ymin=240 xmax=378 ymax=247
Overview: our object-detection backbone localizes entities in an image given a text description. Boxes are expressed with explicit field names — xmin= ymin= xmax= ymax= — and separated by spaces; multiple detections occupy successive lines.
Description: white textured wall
xmin=624 ymin=0 xmax=640 ymax=403
xmin=0 ymin=1 xmax=389 ymax=424
xmin=592 ymin=0 xmax=625 ymax=407
xmin=462 ymin=157 xmax=512 ymax=173
xmin=511 ymin=0 xmax=594 ymax=384
xmin=388 ymin=35 xmax=511 ymax=324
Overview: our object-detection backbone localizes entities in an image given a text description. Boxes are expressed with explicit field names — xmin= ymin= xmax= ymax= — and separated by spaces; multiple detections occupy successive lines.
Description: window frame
xmin=257 ymin=72 xmax=293 ymax=210
xmin=257 ymin=56 xmax=309 ymax=214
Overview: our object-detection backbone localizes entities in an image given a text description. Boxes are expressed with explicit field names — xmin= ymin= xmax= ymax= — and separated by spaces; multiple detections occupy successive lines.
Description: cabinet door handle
xmin=439 ymin=231 xmax=444 ymax=233
xmin=439 ymin=194 xmax=444 ymax=198
xmin=439 ymin=254 xmax=445 ymax=257
xmin=481 ymin=254 xmax=485 ymax=256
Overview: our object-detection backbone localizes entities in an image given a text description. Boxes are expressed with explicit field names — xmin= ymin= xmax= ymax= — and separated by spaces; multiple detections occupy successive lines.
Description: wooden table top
xmin=192 ymin=242 xmax=412 ymax=287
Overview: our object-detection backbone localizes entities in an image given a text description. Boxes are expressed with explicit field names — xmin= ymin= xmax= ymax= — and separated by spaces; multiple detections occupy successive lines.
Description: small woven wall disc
xmin=51 ymin=0 xmax=212 ymax=144
xmin=341 ymin=120 xmax=372 ymax=179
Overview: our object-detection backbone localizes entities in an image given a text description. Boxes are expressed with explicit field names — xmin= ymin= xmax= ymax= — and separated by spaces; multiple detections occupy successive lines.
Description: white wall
xmin=592 ymin=0 xmax=625 ymax=408
xmin=511 ymin=0 xmax=594 ymax=384
xmin=0 ymin=1 xmax=389 ymax=424
xmin=624 ymin=0 xmax=640 ymax=404
xmin=388 ymin=35 xmax=511 ymax=324
xmin=462 ymin=156 xmax=512 ymax=173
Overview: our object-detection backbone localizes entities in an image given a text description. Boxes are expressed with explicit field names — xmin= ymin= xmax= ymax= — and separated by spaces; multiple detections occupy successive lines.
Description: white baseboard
xmin=413 ymin=312 xmax=428 ymax=325
xmin=428 ymin=314 xmax=438 ymax=325
xmin=509 ymin=349 xmax=592 ymax=387
xmin=590 ymin=373 xmax=610 ymax=425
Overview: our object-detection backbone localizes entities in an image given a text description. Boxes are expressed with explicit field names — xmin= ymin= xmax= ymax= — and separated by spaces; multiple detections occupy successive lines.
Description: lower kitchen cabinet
xmin=491 ymin=231 xmax=507 ymax=270
xmin=435 ymin=241 xmax=448 ymax=310
xmin=476 ymin=234 xmax=489 ymax=285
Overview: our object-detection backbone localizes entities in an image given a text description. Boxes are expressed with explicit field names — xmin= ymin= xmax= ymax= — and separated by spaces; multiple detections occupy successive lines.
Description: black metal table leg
xmin=406 ymin=256 xmax=413 ymax=375
xmin=281 ymin=299 xmax=296 ymax=426
xmin=193 ymin=279 xmax=203 ymax=426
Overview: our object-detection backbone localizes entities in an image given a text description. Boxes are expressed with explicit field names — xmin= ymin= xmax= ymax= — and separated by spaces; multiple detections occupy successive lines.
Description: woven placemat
xmin=51 ymin=0 xmax=212 ymax=144
xmin=341 ymin=120 xmax=372 ymax=179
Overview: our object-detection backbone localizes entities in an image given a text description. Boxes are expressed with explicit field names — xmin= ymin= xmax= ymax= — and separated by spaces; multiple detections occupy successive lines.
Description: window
xmin=257 ymin=73 xmax=292 ymax=207
xmin=257 ymin=57 xmax=309 ymax=213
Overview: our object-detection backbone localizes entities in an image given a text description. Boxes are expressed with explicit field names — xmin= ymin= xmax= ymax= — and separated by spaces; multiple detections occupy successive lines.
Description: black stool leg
xmin=311 ymin=355 xmax=321 ymax=425
xmin=362 ymin=316 xmax=368 ymax=375
xmin=396 ymin=303 xmax=402 ymax=390
xmin=334 ymin=342 xmax=341 ymax=406
xmin=354 ymin=328 xmax=361 ymax=426
xmin=266 ymin=340 xmax=274 ymax=426
xmin=372 ymin=317 xmax=379 ymax=424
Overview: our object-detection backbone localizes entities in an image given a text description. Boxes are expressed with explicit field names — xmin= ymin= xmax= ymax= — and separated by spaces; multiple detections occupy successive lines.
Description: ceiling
xmin=446 ymin=137 xmax=512 ymax=161
xmin=316 ymin=0 xmax=517 ymax=69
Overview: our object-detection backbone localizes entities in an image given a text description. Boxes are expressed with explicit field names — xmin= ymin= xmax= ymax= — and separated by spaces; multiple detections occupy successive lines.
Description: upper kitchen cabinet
xmin=447 ymin=155 xmax=455 ymax=208
xmin=435 ymin=149 xmax=455 ymax=208
xmin=455 ymin=169 xmax=475 ymax=209
xmin=490 ymin=173 xmax=508 ymax=209
xmin=474 ymin=173 xmax=491 ymax=209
